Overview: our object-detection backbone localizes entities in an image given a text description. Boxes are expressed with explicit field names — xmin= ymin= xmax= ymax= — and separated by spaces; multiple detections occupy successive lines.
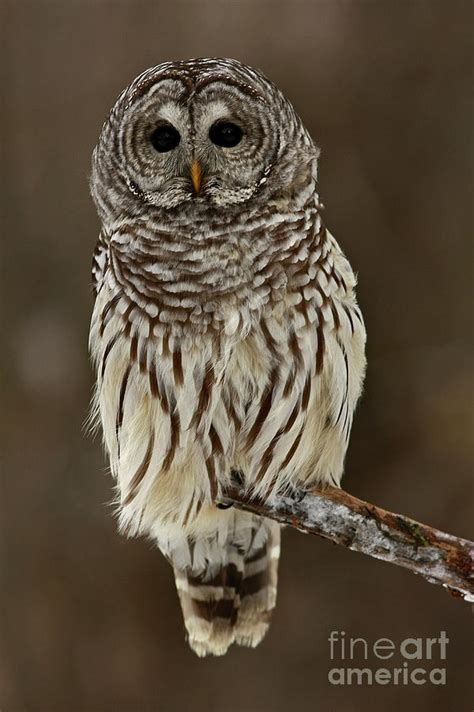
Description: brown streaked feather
xmin=246 ymin=366 xmax=279 ymax=449
xmin=205 ymin=455 xmax=218 ymax=500
xmin=99 ymin=292 xmax=123 ymax=336
xmin=331 ymin=301 xmax=341 ymax=330
xmin=280 ymin=425 xmax=304 ymax=470
xmin=148 ymin=364 xmax=159 ymax=398
xmin=161 ymin=405 xmax=180 ymax=472
xmin=260 ymin=318 xmax=279 ymax=359
xmin=100 ymin=334 xmax=119 ymax=379
xmin=288 ymin=329 xmax=304 ymax=371
xmin=315 ymin=320 xmax=326 ymax=374
xmin=223 ymin=386 xmax=242 ymax=433
xmin=282 ymin=367 xmax=297 ymax=398
xmin=343 ymin=304 xmax=355 ymax=334
xmin=190 ymin=361 xmax=215 ymax=430
xmin=116 ymin=364 xmax=131 ymax=437
xmin=208 ymin=423 xmax=224 ymax=457
xmin=172 ymin=348 xmax=184 ymax=386
xmin=138 ymin=340 xmax=147 ymax=373
xmin=129 ymin=332 xmax=138 ymax=362
xmin=301 ymin=372 xmax=312 ymax=411
xmin=123 ymin=428 xmax=155 ymax=505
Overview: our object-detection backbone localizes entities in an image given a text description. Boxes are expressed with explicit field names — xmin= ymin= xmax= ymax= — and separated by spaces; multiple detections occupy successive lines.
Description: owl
xmin=89 ymin=58 xmax=366 ymax=656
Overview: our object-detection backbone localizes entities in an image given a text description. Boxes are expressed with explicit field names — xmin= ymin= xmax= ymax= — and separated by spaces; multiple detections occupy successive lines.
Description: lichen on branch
xmin=218 ymin=484 xmax=474 ymax=602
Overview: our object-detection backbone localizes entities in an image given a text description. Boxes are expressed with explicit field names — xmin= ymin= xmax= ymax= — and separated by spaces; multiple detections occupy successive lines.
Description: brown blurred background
xmin=2 ymin=1 xmax=473 ymax=710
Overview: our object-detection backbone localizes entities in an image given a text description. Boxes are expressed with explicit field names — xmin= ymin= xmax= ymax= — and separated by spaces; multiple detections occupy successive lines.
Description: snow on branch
xmin=218 ymin=484 xmax=474 ymax=602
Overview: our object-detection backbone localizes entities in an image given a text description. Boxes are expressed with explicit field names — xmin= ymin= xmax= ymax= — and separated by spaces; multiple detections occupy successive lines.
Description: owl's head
xmin=91 ymin=58 xmax=319 ymax=223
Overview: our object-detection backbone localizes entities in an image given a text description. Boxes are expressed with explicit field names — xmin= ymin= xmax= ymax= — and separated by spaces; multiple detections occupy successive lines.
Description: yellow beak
xmin=190 ymin=160 xmax=202 ymax=193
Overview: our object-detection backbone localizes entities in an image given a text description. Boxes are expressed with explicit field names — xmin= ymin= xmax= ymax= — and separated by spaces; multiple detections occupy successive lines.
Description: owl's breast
xmin=101 ymin=205 xmax=340 ymax=340
xmin=102 ymin=220 xmax=276 ymax=338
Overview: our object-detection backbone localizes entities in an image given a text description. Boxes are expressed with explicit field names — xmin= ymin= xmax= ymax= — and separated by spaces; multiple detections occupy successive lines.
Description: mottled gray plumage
xmin=89 ymin=57 xmax=366 ymax=656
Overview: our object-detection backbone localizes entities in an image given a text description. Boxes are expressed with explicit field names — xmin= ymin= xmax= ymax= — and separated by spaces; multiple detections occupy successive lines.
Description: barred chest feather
xmin=89 ymin=204 xmax=366 ymax=559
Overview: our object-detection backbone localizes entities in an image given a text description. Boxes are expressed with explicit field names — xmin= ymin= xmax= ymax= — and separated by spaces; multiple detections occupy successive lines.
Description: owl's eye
xmin=149 ymin=124 xmax=181 ymax=153
xmin=209 ymin=121 xmax=243 ymax=148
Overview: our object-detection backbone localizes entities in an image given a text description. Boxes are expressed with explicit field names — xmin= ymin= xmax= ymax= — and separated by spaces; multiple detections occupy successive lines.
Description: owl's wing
xmin=236 ymin=232 xmax=366 ymax=497
xmin=298 ymin=296 xmax=366 ymax=488
xmin=91 ymin=230 xmax=109 ymax=295
xmin=89 ymin=229 xmax=236 ymax=540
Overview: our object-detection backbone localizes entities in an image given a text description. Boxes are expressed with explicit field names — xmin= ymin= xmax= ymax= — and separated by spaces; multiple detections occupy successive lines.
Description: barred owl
xmin=89 ymin=58 xmax=366 ymax=656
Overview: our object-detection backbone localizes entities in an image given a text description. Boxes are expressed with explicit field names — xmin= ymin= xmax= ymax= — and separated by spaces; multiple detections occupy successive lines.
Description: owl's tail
xmin=173 ymin=516 xmax=280 ymax=657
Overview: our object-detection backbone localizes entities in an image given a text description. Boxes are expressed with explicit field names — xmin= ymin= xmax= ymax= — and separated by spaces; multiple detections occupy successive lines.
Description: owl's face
xmin=92 ymin=59 xmax=317 ymax=221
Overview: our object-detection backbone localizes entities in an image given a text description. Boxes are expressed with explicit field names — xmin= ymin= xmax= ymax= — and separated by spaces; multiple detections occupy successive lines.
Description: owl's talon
xmin=230 ymin=469 xmax=245 ymax=487
xmin=285 ymin=484 xmax=308 ymax=504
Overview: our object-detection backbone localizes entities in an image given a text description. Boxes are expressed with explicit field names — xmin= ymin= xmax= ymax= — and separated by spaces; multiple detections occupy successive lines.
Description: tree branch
xmin=218 ymin=484 xmax=474 ymax=602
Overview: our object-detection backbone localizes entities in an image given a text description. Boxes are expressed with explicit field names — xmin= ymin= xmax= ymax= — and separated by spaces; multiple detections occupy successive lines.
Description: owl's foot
xmin=216 ymin=469 xmax=245 ymax=509
xmin=230 ymin=469 xmax=245 ymax=487
xmin=282 ymin=482 xmax=309 ymax=504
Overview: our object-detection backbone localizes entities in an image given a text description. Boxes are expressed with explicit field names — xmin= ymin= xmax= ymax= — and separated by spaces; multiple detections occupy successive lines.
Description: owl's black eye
xmin=149 ymin=124 xmax=181 ymax=153
xmin=209 ymin=121 xmax=243 ymax=148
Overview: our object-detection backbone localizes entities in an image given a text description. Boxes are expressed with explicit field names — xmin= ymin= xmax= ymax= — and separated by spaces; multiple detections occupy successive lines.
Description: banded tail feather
xmin=174 ymin=517 xmax=280 ymax=657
